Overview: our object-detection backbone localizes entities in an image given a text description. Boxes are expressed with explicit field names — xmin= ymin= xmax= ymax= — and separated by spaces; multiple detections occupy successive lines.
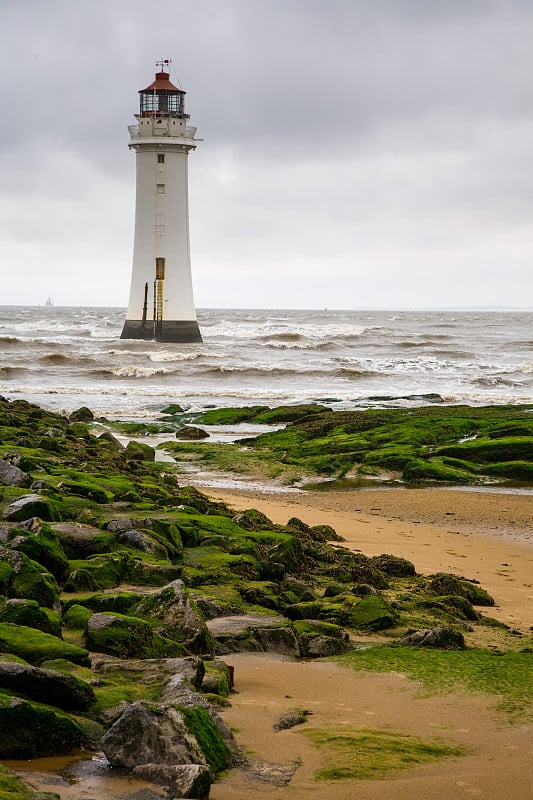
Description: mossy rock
xmin=197 ymin=406 xmax=270 ymax=425
xmin=323 ymin=583 xmax=345 ymax=598
xmin=49 ymin=523 xmax=116 ymax=558
xmin=371 ymin=554 xmax=416 ymax=577
xmin=231 ymin=508 xmax=274 ymax=531
xmin=301 ymin=595 xmax=396 ymax=631
xmin=69 ymin=406 xmax=94 ymax=423
xmin=182 ymin=546 xmax=261 ymax=586
xmin=7 ymin=523 xmax=69 ymax=582
xmin=0 ymin=547 xmax=59 ymax=608
xmin=430 ymin=574 xmax=495 ymax=606
xmin=160 ymin=404 xmax=185 ymax=415
xmin=57 ymin=479 xmax=114 ymax=504
xmin=435 ymin=436 xmax=533 ymax=464
xmin=0 ymin=692 xmax=86 ymax=757
xmin=2 ymin=493 xmax=62 ymax=523
xmin=178 ymin=703 xmax=232 ymax=773
xmin=62 ymin=604 xmax=93 ymax=630
xmin=332 ymin=554 xmax=388 ymax=588
xmin=483 ymin=461 xmax=533 ymax=480
xmin=85 ymin=612 xmax=185 ymax=659
xmin=402 ymin=458 xmax=480 ymax=483
xmin=201 ymin=660 xmax=232 ymax=698
xmin=132 ymin=580 xmax=214 ymax=656
xmin=420 ymin=595 xmax=480 ymax=622
xmin=123 ymin=440 xmax=156 ymax=462
xmin=346 ymin=596 xmax=397 ymax=630
xmin=64 ymin=553 xmax=127 ymax=592
xmin=293 ymin=619 xmax=348 ymax=656
xmin=0 ymin=599 xmax=61 ymax=636
xmin=124 ymin=558 xmax=182 ymax=587
xmin=239 ymin=580 xmax=283 ymax=611
xmin=0 ymin=623 xmax=90 ymax=666
xmin=62 ymin=591 xmax=144 ymax=616
xmin=0 ymin=661 xmax=95 ymax=712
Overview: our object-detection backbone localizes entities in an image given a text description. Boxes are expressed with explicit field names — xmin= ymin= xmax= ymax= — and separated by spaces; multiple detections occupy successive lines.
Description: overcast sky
xmin=1 ymin=0 xmax=532 ymax=309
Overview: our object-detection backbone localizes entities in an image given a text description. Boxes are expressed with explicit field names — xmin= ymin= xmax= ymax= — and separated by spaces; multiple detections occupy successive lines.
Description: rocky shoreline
xmin=0 ymin=397 xmax=531 ymax=799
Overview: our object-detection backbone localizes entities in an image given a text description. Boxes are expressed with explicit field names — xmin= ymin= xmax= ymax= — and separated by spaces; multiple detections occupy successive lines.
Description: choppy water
xmin=0 ymin=306 xmax=531 ymax=417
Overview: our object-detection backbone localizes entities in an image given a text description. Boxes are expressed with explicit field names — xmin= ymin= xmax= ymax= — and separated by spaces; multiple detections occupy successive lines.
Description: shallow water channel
xmin=7 ymin=752 xmax=167 ymax=800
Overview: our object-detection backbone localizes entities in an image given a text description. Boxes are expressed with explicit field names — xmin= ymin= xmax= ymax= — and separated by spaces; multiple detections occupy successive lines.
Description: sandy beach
xmin=206 ymin=486 xmax=532 ymax=800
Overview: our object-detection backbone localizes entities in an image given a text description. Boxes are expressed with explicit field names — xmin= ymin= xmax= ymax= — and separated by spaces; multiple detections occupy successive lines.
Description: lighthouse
xmin=121 ymin=61 xmax=202 ymax=342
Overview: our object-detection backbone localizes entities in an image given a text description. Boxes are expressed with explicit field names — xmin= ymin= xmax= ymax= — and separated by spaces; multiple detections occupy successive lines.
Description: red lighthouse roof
xmin=140 ymin=72 xmax=185 ymax=94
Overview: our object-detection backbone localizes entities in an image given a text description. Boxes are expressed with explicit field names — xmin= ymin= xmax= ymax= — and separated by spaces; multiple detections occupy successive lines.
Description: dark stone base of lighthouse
xmin=120 ymin=319 xmax=202 ymax=343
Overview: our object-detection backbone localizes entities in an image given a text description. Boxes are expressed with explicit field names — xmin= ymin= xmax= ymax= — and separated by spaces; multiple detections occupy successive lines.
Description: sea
xmin=0 ymin=306 xmax=531 ymax=420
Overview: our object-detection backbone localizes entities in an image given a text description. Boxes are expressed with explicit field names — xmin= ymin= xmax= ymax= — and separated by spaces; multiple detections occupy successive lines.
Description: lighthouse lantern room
xmin=121 ymin=60 xmax=202 ymax=342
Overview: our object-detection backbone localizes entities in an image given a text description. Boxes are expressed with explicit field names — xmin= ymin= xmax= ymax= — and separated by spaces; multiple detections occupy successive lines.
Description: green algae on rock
xmin=159 ymin=403 xmax=533 ymax=486
xmin=0 ymin=623 xmax=91 ymax=667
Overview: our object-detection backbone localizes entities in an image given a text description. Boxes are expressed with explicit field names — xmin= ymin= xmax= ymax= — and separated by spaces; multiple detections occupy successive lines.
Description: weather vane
xmin=156 ymin=58 xmax=172 ymax=72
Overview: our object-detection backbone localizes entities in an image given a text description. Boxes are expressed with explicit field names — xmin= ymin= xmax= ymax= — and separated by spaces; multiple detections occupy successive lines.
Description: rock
xmin=231 ymin=508 xmax=272 ymax=531
xmin=280 ymin=577 xmax=316 ymax=602
xmin=305 ymin=635 xmax=347 ymax=657
xmin=5 ymin=522 xmax=69 ymax=582
xmin=0 ymin=546 xmax=59 ymax=607
xmin=51 ymin=522 xmax=114 ymax=557
xmin=339 ymin=554 xmax=388 ymax=588
xmin=132 ymin=580 xmax=214 ymax=657
xmin=398 ymin=626 xmax=466 ymax=650
xmin=201 ymin=660 xmax=232 ymax=697
xmin=94 ymin=656 xmax=205 ymax=695
xmin=371 ymin=554 xmax=416 ymax=577
xmin=102 ymin=699 xmax=232 ymax=789
xmin=124 ymin=440 xmax=155 ymax=462
xmin=310 ymin=523 xmax=344 ymax=542
xmin=132 ymin=763 xmax=211 ymax=799
xmin=3 ymin=494 xmax=56 ymax=522
xmin=287 ymin=517 xmax=312 ymax=534
xmin=0 ymin=622 xmax=91 ymax=666
xmin=0 ymin=460 xmax=31 ymax=488
xmin=0 ymin=694 xmax=86 ymax=758
xmin=0 ymin=598 xmax=60 ymax=635
xmin=107 ymin=517 xmax=137 ymax=533
xmin=116 ymin=529 xmax=169 ymax=559
xmin=176 ymin=426 xmax=210 ymax=440
xmin=207 ymin=614 xmax=300 ymax=657
xmin=430 ymin=573 xmax=495 ymax=606
xmin=191 ymin=593 xmax=244 ymax=621
xmin=351 ymin=583 xmax=378 ymax=597
xmin=98 ymin=431 xmax=125 ymax=450
xmin=103 ymin=701 xmax=203 ymax=769
xmin=160 ymin=404 xmax=185 ymax=415
xmin=345 ymin=596 xmax=396 ymax=630
xmin=0 ymin=662 xmax=94 ymax=711
xmin=85 ymin=612 xmax=185 ymax=659
xmin=69 ymin=406 xmax=94 ymax=422
xmin=323 ymin=582 xmax=345 ymax=598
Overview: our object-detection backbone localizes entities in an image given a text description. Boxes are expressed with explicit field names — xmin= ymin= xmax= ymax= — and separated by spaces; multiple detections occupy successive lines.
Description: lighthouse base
xmin=120 ymin=319 xmax=202 ymax=343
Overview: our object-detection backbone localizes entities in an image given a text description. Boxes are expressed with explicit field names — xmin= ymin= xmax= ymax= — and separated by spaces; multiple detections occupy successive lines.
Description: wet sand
xmin=207 ymin=486 xmax=532 ymax=800
xmin=211 ymin=654 xmax=532 ymax=800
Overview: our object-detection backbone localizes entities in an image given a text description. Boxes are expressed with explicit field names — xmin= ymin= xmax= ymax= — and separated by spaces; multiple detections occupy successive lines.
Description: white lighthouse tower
xmin=121 ymin=61 xmax=201 ymax=342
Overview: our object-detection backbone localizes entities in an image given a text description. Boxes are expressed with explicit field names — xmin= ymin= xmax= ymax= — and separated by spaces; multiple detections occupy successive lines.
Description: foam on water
xmin=0 ymin=305 xmax=531 ymax=416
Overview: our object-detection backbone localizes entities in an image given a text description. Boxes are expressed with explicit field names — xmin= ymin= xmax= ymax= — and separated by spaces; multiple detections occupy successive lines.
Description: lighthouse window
xmin=156 ymin=184 xmax=165 ymax=194
xmin=157 ymin=153 xmax=165 ymax=164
